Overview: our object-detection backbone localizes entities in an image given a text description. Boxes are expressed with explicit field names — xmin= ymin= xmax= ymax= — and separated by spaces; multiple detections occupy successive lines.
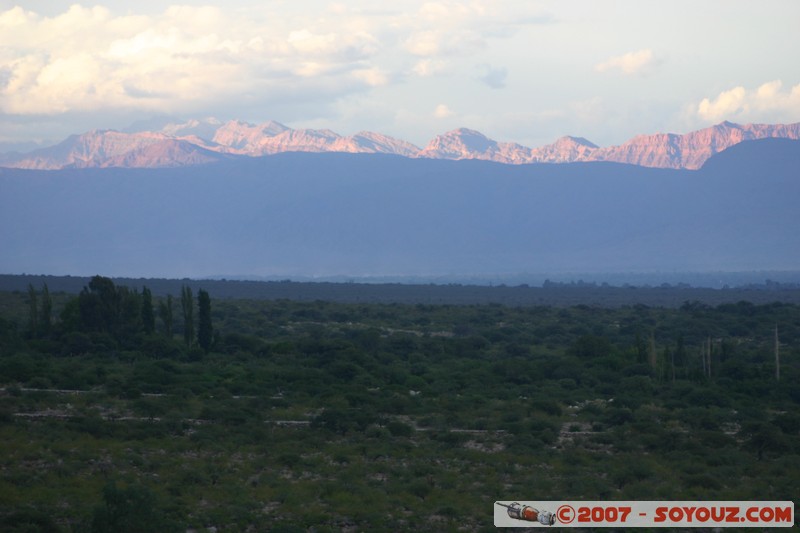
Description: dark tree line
xmin=25 ymin=276 xmax=213 ymax=352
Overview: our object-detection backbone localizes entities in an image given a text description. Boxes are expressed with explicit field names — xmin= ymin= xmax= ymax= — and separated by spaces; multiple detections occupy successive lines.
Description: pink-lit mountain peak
xmin=2 ymin=120 xmax=800 ymax=170
xmin=557 ymin=135 xmax=598 ymax=148
xmin=589 ymin=121 xmax=800 ymax=169
xmin=419 ymin=128 xmax=497 ymax=156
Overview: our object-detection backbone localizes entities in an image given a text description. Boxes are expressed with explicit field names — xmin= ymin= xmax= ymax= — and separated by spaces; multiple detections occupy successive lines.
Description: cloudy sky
xmin=2 ymin=1 xmax=799 ymax=151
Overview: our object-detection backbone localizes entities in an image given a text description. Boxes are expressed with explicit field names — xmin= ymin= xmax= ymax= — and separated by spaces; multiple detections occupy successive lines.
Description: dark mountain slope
xmin=1 ymin=139 xmax=798 ymax=278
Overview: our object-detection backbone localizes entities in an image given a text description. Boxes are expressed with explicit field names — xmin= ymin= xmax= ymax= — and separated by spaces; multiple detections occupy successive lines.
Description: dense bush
xmin=0 ymin=286 xmax=798 ymax=530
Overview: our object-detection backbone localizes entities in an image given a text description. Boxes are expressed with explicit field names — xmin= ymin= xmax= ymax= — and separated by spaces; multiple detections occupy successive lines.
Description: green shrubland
xmin=0 ymin=277 xmax=798 ymax=530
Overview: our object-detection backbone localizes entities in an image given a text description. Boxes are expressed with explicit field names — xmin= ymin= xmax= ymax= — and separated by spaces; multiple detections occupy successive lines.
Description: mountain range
xmin=2 ymin=119 xmax=799 ymax=170
xmin=2 ymin=137 xmax=799 ymax=280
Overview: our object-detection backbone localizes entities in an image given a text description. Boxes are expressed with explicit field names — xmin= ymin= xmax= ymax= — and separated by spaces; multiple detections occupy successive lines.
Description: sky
xmin=1 ymin=1 xmax=800 ymax=152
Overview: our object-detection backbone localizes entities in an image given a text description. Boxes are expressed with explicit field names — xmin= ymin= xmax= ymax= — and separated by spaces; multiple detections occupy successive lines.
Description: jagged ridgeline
xmin=1 ymin=119 xmax=799 ymax=170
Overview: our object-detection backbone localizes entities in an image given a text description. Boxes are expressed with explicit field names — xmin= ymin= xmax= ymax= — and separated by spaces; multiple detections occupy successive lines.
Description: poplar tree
xmin=158 ymin=295 xmax=174 ymax=338
xmin=197 ymin=289 xmax=212 ymax=353
xmin=27 ymin=283 xmax=38 ymax=337
xmin=40 ymin=283 xmax=52 ymax=336
xmin=141 ymin=287 xmax=155 ymax=335
xmin=181 ymin=286 xmax=194 ymax=347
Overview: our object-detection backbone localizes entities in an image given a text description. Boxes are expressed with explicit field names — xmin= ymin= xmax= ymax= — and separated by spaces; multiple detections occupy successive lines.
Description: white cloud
xmin=288 ymin=29 xmax=342 ymax=56
xmin=0 ymin=2 xmax=551 ymax=118
xmin=353 ymin=68 xmax=389 ymax=87
xmin=412 ymin=58 xmax=447 ymax=77
xmin=433 ymin=104 xmax=454 ymax=118
xmin=697 ymin=80 xmax=800 ymax=122
xmin=0 ymin=4 xmax=383 ymax=116
xmin=697 ymin=87 xmax=747 ymax=121
xmin=400 ymin=1 xmax=547 ymax=59
xmin=405 ymin=28 xmax=484 ymax=57
xmin=595 ymin=49 xmax=659 ymax=76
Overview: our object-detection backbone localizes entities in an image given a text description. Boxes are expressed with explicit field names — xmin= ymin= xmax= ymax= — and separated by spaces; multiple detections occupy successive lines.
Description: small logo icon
xmin=496 ymin=502 xmax=556 ymax=526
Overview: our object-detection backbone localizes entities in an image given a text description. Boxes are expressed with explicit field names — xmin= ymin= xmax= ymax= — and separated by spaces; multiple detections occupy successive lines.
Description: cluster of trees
xmin=25 ymin=276 xmax=213 ymax=353
xmin=24 ymin=283 xmax=53 ymax=338
xmin=1 ymin=281 xmax=798 ymax=530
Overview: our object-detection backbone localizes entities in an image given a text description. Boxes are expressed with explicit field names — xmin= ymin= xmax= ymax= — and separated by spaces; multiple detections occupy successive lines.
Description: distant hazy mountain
xmin=0 ymin=119 xmax=425 ymax=169
xmin=417 ymin=128 xmax=601 ymax=164
xmin=2 ymin=119 xmax=799 ymax=170
xmin=2 ymin=138 xmax=798 ymax=279
xmin=589 ymin=121 xmax=800 ymax=169
xmin=531 ymin=136 xmax=599 ymax=163
xmin=416 ymin=128 xmax=532 ymax=163
xmin=144 ymin=118 xmax=422 ymax=158
xmin=0 ymin=130 xmax=230 ymax=169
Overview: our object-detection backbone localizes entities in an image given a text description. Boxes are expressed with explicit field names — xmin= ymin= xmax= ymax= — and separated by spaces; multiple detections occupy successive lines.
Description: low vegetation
xmin=1 ymin=277 xmax=798 ymax=531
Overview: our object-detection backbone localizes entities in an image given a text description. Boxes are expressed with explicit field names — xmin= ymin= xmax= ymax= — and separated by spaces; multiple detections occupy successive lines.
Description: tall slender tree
xmin=181 ymin=286 xmax=194 ymax=347
xmin=648 ymin=333 xmax=657 ymax=373
xmin=40 ymin=283 xmax=52 ymax=336
xmin=27 ymin=283 xmax=38 ymax=337
xmin=634 ymin=332 xmax=647 ymax=364
xmin=197 ymin=289 xmax=212 ymax=353
xmin=674 ymin=335 xmax=686 ymax=377
xmin=141 ymin=287 xmax=155 ymax=335
xmin=775 ymin=324 xmax=780 ymax=382
xmin=158 ymin=295 xmax=174 ymax=338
